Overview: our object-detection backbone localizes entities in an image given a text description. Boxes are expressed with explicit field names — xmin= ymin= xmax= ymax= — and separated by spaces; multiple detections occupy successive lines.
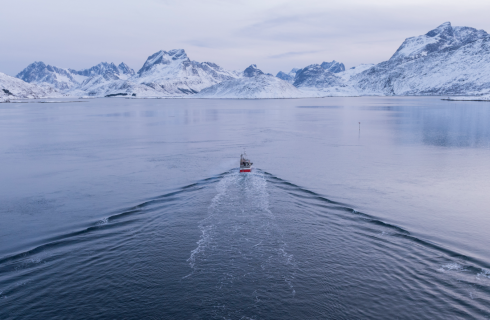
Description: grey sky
xmin=1 ymin=0 xmax=490 ymax=76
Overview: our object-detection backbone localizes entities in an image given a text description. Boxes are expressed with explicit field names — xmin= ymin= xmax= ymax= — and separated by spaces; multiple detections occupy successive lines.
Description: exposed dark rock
xmin=293 ymin=64 xmax=344 ymax=88
xmin=243 ymin=64 xmax=264 ymax=77
xmin=105 ymin=93 xmax=128 ymax=97
xmin=320 ymin=61 xmax=345 ymax=73
xmin=178 ymin=88 xmax=199 ymax=94
xmin=276 ymin=71 xmax=292 ymax=81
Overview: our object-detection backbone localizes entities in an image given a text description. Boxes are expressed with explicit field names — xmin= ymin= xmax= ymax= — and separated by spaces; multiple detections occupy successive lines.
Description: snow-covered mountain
xmin=68 ymin=78 xmax=163 ymax=98
xmin=17 ymin=62 xmax=78 ymax=91
xmin=294 ymin=64 xmax=344 ymax=88
xmin=276 ymin=60 xmax=344 ymax=84
xmin=16 ymin=61 xmax=136 ymax=92
xmin=283 ymin=22 xmax=490 ymax=97
xmin=66 ymin=49 xmax=242 ymax=97
xmin=132 ymin=49 xmax=240 ymax=96
xmin=389 ymin=22 xmax=488 ymax=63
xmin=1 ymin=72 xmax=60 ymax=100
xmin=243 ymin=64 xmax=264 ymax=77
xmin=16 ymin=49 xmax=243 ymax=97
xmin=353 ymin=22 xmax=490 ymax=95
xmin=197 ymin=65 xmax=304 ymax=98
xmin=275 ymin=60 xmax=347 ymax=95
xmin=290 ymin=63 xmax=358 ymax=96
xmin=9 ymin=22 xmax=490 ymax=99
xmin=70 ymin=62 xmax=135 ymax=80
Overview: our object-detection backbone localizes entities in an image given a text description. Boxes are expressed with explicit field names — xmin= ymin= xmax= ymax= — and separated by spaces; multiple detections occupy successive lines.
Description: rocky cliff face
xmin=293 ymin=64 xmax=344 ymax=88
xmin=320 ymin=61 xmax=345 ymax=73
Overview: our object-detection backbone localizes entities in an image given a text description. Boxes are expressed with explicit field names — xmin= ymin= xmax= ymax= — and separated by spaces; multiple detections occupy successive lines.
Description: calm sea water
xmin=1 ymin=97 xmax=489 ymax=319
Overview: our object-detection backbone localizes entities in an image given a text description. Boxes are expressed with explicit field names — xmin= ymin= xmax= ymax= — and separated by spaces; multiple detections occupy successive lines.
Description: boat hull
xmin=240 ymin=168 xmax=252 ymax=173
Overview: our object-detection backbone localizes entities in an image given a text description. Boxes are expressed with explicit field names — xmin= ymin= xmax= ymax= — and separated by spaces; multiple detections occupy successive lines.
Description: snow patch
xmin=196 ymin=74 xmax=305 ymax=99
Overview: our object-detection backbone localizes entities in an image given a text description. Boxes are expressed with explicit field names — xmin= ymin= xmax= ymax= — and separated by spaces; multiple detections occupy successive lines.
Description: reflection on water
xmin=297 ymin=105 xmax=343 ymax=109
xmin=0 ymin=97 xmax=489 ymax=319
xmin=391 ymin=103 xmax=490 ymax=148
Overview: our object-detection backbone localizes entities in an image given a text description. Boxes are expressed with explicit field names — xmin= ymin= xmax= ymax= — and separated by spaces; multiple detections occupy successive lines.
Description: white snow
xmin=132 ymin=49 xmax=241 ymax=96
xmin=70 ymin=73 xmax=89 ymax=84
xmin=196 ymin=75 xmax=306 ymax=99
xmin=445 ymin=95 xmax=490 ymax=101
xmin=9 ymin=22 xmax=490 ymax=99
xmin=354 ymin=35 xmax=490 ymax=96
xmin=0 ymin=72 xmax=61 ymax=99
xmin=338 ymin=64 xmax=375 ymax=81
xmin=297 ymin=86 xmax=361 ymax=97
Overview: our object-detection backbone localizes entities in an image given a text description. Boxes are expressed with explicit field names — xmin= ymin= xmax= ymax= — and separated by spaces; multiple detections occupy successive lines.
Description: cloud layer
xmin=1 ymin=0 xmax=490 ymax=75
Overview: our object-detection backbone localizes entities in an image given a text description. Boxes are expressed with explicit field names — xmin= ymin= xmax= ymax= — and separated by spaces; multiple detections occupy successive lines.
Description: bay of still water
xmin=0 ymin=97 xmax=489 ymax=319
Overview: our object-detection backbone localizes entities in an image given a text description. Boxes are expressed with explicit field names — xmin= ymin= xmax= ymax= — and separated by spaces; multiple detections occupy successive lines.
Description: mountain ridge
xmin=9 ymin=21 xmax=490 ymax=99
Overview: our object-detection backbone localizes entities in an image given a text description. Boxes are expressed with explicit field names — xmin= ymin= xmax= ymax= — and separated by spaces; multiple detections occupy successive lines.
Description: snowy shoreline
xmin=442 ymin=95 xmax=490 ymax=101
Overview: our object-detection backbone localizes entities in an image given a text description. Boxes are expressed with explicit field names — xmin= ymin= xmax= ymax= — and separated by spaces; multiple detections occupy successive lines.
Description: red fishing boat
xmin=240 ymin=152 xmax=253 ymax=173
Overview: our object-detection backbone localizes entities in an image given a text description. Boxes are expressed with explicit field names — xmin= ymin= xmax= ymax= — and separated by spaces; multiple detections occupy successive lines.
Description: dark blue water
xmin=1 ymin=97 xmax=489 ymax=319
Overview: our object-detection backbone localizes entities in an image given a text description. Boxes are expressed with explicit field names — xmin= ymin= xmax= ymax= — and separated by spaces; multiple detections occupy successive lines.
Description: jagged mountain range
xmin=2 ymin=21 xmax=490 ymax=100
xmin=16 ymin=61 xmax=135 ymax=91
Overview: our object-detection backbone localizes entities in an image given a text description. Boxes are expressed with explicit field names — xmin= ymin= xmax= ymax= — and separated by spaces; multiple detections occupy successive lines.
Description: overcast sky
xmin=1 ymin=0 xmax=490 ymax=76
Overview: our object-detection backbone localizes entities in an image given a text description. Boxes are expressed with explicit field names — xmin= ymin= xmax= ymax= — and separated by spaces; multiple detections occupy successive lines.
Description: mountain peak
xmin=435 ymin=22 xmax=451 ymax=29
xmin=168 ymin=49 xmax=188 ymax=60
xmin=118 ymin=62 xmax=135 ymax=76
xmin=426 ymin=22 xmax=452 ymax=37
xmin=390 ymin=22 xmax=488 ymax=62
xmin=16 ymin=61 xmax=76 ymax=90
xmin=138 ymin=49 xmax=189 ymax=75
xmin=31 ymin=61 xmax=47 ymax=68
xmin=320 ymin=61 xmax=345 ymax=73
xmin=436 ymin=21 xmax=452 ymax=29
xmin=243 ymin=64 xmax=264 ymax=77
